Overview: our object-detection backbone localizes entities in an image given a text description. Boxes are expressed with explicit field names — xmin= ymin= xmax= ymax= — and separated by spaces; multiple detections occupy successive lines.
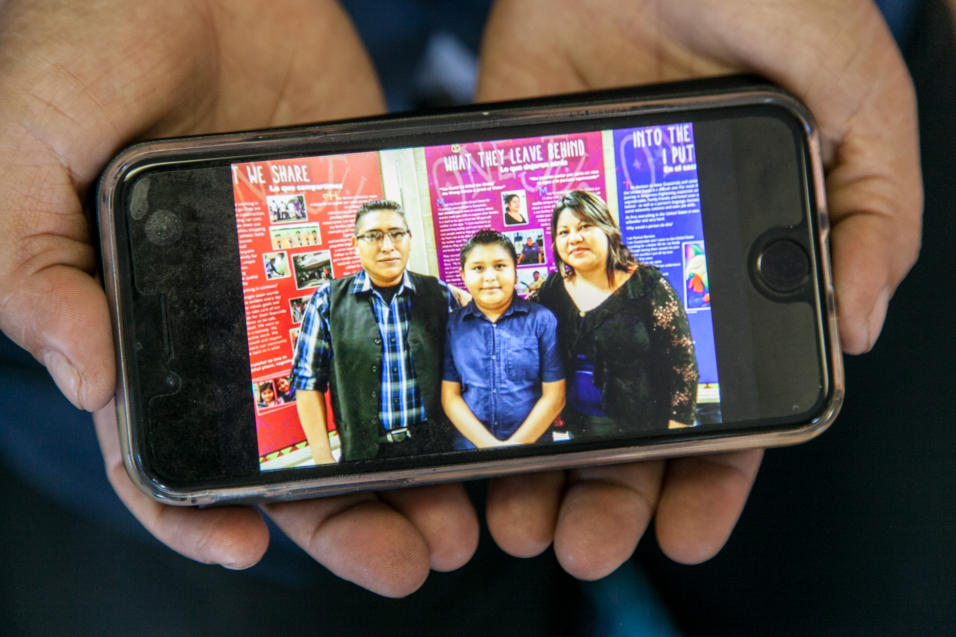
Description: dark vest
xmin=327 ymin=271 xmax=449 ymax=460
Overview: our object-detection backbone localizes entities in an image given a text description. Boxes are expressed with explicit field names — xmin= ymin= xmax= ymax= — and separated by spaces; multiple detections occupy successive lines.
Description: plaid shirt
xmin=291 ymin=269 xmax=458 ymax=432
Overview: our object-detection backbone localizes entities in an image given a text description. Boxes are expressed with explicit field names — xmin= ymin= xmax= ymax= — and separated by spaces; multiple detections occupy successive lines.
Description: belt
xmin=381 ymin=427 xmax=411 ymax=443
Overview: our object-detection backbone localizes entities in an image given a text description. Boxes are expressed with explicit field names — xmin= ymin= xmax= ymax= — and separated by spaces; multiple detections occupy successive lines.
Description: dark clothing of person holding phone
xmin=535 ymin=266 xmax=698 ymax=437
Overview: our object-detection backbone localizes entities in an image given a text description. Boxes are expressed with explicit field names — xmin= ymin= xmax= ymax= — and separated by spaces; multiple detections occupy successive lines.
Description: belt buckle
xmin=385 ymin=428 xmax=411 ymax=443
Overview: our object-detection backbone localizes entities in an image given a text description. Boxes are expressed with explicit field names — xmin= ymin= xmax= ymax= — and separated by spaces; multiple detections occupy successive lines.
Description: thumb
xmin=0 ymin=125 xmax=116 ymax=413
xmin=0 ymin=265 xmax=115 ymax=412
xmin=812 ymin=26 xmax=922 ymax=354
xmin=678 ymin=0 xmax=923 ymax=353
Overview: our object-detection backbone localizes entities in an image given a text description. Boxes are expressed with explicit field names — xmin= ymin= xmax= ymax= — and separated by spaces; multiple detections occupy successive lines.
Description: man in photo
xmin=516 ymin=235 xmax=544 ymax=265
xmin=291 ymin=200 xmax=459 ymax=463
xmin=441 ymin=230 xmax=565 ymax=449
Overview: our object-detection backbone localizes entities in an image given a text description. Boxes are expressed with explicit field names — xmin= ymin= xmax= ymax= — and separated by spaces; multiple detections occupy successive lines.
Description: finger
xmin=0 ymin=144 xmax=116 ymax=410
xmin=377 ymin=483 xmax=480 ymax=572
xmin=486 ymin=471 xmax=564 ymax=558
xmin=825 ymin=79 xmax=922 ymax=353
xmin=196 ymin=0 xmax=387 ymax=131
xmin=0 ymin=263 xmax=115 ymax=412
xmin=263 ymin=495 xmax=431 ymax=598
xmin=829 ymin=206 xmax=916 ymax=354
xmin=553 ymin=462 xmax=664 ymax=580
xmin=476 ymin=0 xmax=735 ymax=101
xmin=93 ymin=403 xmax=269 ymax=569
xmin=654 ymin=449 xmax=762 ymax=564
xmin=476 ymin=0 xmax=584 ymax=100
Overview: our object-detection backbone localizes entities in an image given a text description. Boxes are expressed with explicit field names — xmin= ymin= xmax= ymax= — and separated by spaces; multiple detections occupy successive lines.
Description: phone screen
xmin=115 ymin=99 xmax=832 ymax=489
xmin=229 ymin=122 xmax=726 ymax=470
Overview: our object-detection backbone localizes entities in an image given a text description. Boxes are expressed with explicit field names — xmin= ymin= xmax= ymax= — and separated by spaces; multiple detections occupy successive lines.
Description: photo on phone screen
xmin=230 ymin=123 xmax=722 ymax=471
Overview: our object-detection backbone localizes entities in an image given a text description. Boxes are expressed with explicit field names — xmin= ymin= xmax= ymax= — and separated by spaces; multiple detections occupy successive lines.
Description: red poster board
xmin=231 ymin=153 xmax=384 ymax=458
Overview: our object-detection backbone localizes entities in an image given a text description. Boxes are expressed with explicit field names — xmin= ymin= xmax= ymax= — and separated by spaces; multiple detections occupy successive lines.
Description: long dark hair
xmin=354 ymin=199 xmax=407 ymax=231
xmin=550 ymin=190 xmax=637 ymax=286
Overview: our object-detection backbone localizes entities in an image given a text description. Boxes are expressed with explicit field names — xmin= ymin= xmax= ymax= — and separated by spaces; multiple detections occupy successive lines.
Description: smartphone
xmin=97 ymin=76 xmax=843 ymax=505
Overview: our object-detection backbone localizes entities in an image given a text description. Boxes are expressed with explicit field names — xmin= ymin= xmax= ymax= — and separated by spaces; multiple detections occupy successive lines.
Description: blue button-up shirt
xmin=291 ymin=269 xmax=458 ymax=432
xmin=443 ymin=295 xmax=564 ymax=441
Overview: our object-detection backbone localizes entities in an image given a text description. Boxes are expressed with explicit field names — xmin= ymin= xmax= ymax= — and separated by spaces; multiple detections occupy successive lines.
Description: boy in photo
xmin=441 ymin=230 xmax=565 ymax=449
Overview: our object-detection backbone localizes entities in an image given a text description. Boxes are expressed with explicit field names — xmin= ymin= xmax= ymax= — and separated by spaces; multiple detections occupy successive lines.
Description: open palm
xmin=477 ymin=0 xmax=921 ymax=578
xmin=0 ymin=0 xmax=478 ymax=597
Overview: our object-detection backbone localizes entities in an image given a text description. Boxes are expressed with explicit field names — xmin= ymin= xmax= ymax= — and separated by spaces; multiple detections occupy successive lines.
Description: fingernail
xmin=41 ymin=349 xmax=83 ymax=409
xmin=218 ymin=561 xmax=247 ymax=571
xmin=216 ymin=552 xmax=257 ymax=571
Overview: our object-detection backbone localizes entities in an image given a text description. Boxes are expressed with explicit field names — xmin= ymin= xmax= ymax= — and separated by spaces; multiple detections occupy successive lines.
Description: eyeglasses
xmin=355 ymin=229 xmax=409 ymax=245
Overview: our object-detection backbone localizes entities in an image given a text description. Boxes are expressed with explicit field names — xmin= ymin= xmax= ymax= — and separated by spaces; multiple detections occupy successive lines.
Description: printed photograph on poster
xmin=289 ymin=296 xmax=310 ymax=324
xmin=263 ymin=252 xmax=290 ymax=280
xmin=502 ymin=191 xmax=528 ymax=226
xmin=289 ymin=327 xmax=300 ymax=352
xmin=274 ymin=374 xmax=297 ymax=404
xmin=682 ymin=241 xmax=710 ymax=309
xmin=271 ymin=223 xmax=321 ymax=250
xmin=292 ymin=250 xmax=333 ymax=289
xmin=254 ymin=380 xmax=277 ymax=413
xmin=516 ymin=266 xmax=549 ymax=297
xmin=267 ymin=194 xmax=308 ymax=223
xmin=504 ymin=228 xmax=547 ymax=266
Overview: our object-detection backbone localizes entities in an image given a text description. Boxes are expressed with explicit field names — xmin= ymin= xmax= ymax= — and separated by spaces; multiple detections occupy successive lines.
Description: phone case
xmin=97 ymin=76 xmax=843 ymax=505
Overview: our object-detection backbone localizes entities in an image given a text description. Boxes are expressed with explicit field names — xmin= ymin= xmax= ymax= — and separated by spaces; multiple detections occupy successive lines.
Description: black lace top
xmin=534 ymin=267 xmax=698 ymax=431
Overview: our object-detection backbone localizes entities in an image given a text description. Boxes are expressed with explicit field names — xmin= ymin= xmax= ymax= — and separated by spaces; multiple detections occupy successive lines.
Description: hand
xmin=1 ymin=0 xmax=477 ymax=597
xmin=477 ymin=0 xmax=920 ymax=578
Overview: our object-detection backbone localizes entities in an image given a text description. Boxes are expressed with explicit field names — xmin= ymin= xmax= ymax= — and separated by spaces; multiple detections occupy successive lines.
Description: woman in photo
xmin=533 ymin=190 xmax=698 ymax=438
xmin=503 ymin=193 xmax=527 ymax=225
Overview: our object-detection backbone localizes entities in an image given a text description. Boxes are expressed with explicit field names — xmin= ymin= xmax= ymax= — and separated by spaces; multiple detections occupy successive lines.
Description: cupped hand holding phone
xmin=0 ymin=0 xmax=478 ymax=598
xmin=0 ymin=0 xmax=921 ymax=597
xmin=476 ymin=0 xmax=920 ymax=578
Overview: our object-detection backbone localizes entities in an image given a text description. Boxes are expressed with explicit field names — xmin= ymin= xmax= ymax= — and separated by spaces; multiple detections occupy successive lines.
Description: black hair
xmin=354 ymin=199 xmax=407 ymax=231
xmin=459 ymin=229 xmax=518 ymax=269
xmin=551 ymin=190 xmax=637 ymax=286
